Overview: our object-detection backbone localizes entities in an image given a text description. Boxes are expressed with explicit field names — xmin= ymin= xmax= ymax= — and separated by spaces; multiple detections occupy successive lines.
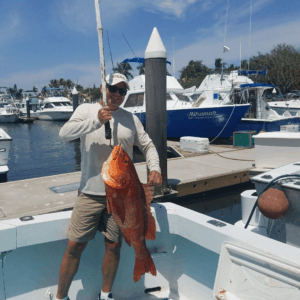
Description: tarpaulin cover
xmin=240 ymin=83 xmax=276 ymax=89
xmin=238 ymin=69 xmax=267 ymax=76
xmin=122 ymin=57 xmax=172 ymax=65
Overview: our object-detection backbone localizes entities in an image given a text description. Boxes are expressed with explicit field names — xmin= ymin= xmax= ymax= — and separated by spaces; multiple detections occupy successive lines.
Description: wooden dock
xmin=0 ymin=142 xmax=257 ymax=221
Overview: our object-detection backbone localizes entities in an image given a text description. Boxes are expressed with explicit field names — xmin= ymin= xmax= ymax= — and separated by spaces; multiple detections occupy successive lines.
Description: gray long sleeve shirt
xmin=59 ymin=103 xmax=161 ymax=196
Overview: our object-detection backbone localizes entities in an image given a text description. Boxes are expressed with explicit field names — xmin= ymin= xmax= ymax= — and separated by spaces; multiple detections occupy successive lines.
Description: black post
xmin=26 ymin=99 xmax=30 ymax=119
xmin=72 ymin=87 xmax=79 ymax=113
xmin=145 ymin=27 xmax=168 ymax=195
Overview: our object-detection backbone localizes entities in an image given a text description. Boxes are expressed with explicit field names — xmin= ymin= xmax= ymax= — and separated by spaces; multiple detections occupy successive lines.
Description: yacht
xmin=37 ymin=88 xmax=73 ymax=121
xmin=269 ymin=99 xmax=300 ymax=116
xmin=0 ymin=103 xmax=20 ymax=123
xmin=0 ymin=127 xmax=12 ymax=178
xmin=119 ymin=74 xmax=250 ymax=139
xmin=0 ymin=87 xmax=14 ymax=105
xmin=188 ymin=70 xmax=300 ymax=133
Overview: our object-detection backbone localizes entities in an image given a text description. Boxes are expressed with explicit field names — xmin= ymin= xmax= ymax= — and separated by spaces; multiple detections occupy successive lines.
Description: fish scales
xmin=102 ymin=145 xmax=157 ymax=282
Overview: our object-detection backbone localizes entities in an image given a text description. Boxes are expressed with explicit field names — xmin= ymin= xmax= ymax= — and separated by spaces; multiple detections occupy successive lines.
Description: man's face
xmin=101 ymin=82 xmax=127 ymax=111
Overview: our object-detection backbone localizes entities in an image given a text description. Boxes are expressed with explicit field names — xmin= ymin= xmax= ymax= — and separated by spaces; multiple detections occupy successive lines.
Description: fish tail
xmin=133 ymin=249 xmax=157 ymax=282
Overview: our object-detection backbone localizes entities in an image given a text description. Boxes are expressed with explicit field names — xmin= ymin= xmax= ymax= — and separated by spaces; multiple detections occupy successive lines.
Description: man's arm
xmin=59 ymin=105 xmax=111 ymax=142
xmin=133 ymin=116 xmax=162 ymax=185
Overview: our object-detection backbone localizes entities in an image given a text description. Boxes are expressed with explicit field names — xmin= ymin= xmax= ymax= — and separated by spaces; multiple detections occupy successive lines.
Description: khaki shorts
xmin=67 ymin=192 xmax=123 ymax=244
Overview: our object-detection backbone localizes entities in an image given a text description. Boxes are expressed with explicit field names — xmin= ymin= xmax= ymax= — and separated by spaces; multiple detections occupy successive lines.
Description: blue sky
xmin=1 ymin=0 xmax=300 ymax=90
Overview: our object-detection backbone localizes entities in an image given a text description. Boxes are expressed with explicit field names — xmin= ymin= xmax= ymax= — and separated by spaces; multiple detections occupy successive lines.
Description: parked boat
xmin=0 ymin=87 xmax=14 ymax=106
xmin=269 ymin=99 xmax=300 ymax=116
xmin=0 ymin=128 xmax=12 ymax=178
xmin=37 ymin=88 xmax=73 ymax=121
xmin=0 ymin=103 xmax=20 ymax=123
xmin=1 ymin=165 xmax=300 ymax=299
xmin=119 ymin=74 xmax=251 ymax=139
xmin=234 ymin=83 xmax=300 ymax=132
xmin=188 ymin=70 xmax=300 ymax=133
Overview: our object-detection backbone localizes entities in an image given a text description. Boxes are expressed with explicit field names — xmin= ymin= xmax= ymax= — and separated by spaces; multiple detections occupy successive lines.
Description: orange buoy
xmin=258 ymin=187 xmax=289 ymax=219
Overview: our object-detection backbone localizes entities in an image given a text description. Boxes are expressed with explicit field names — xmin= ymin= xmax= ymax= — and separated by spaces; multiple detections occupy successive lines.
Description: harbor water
xmin=0 ymin=121 xmax=254 ymax=225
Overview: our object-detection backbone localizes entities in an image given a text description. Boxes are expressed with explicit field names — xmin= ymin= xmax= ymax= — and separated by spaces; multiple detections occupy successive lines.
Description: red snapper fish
xmin=101 ymin=145 xmax=157 ymax=282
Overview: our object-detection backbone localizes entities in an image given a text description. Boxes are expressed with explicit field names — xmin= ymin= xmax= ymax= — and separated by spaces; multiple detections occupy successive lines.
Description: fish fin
xmin=133 ymin=249 xmax=157 ymax=282
xmin=142 ymin=183 xmax=155 ymax=205
xmin=122 ymin=233 xmax=131 ymax=247
xmin=142 ymin=184 xmax=156 ymax=240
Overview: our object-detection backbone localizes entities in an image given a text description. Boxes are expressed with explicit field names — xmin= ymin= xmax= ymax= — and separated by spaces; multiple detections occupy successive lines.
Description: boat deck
xmin=0 ymin=143 xmax=256 ymax=220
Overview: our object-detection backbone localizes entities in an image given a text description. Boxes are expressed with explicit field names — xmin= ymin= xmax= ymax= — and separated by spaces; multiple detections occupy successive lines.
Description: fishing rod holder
xmin=152 ymin=186 xmax=178 ymax=203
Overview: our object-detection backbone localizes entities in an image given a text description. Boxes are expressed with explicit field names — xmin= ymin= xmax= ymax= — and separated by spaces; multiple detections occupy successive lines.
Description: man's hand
xmin=98 ymin=107 xmax=112 ymax=124
xmin=148 ymin=170 xmax=162 ymax=186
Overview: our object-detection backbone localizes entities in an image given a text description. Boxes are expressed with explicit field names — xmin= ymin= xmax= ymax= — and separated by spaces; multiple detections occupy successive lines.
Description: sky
xmin=1 ymin=0 xmax=300 ymax=91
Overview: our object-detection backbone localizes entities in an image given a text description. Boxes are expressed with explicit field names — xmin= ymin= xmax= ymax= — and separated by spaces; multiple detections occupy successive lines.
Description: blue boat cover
xmin=238 ymin=69 xmax=267 ymax=76
xmin=122 ymin=57 xmax=172 ymax=65
xmin=44 ymin=87 xmax=63 ymax=90
xmin=240 ymin=83 xmax=276 ymax=89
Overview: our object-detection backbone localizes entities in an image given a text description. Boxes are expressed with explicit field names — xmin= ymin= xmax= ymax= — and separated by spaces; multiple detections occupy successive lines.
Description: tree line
xmin=5 ymin=43 xmax=299 ymax=101
xmin=178 ymin=43 xmax=300 ymax=94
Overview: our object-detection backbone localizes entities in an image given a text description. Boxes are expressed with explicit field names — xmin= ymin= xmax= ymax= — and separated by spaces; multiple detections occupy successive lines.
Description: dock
xmin=0 ymin=141 xmax=259 ymax=221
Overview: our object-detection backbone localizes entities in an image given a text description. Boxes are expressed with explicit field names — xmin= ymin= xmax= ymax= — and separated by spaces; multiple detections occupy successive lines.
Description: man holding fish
xmin=56 ymin=73 xmax=162 ymax=300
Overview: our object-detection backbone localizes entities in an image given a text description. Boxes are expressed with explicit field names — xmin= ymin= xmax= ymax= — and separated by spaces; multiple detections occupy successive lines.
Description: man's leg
xmin=101 ymin=237 xmax=122 ymax=293
xmin=56 ymin=240 xmax=88 ymax=299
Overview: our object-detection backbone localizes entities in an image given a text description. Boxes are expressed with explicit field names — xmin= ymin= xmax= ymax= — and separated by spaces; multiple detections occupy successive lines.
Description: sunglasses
xmin=107 ymin=84 xmax=127 ymax=96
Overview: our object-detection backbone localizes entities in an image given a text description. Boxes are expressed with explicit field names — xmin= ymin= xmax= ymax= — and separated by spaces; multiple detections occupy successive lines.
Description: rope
xmin=209 ymin=149 xmax=255 ymax=162
xmin=209 ymin=104 xmax=236 ymax=144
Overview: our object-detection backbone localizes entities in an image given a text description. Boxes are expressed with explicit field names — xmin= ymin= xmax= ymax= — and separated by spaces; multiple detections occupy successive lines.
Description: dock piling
xmin=145 ymin=27 xmax=169 ymax=197
xmin=26 ymin=99 xmax=30 ymax=119
xmin=72 ymin=87 xmax=79 ymax=112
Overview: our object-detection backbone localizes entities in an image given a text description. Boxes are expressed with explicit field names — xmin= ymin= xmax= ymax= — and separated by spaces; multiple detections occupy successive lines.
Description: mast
xmin=248 ymin=0 xmax=253 ymax=71
xmin=221 ymin=0 xmax=230 ymax=82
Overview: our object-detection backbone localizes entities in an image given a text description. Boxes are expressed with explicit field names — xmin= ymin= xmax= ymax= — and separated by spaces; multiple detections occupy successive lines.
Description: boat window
xmin=166 ymin=93 xmax=173 ymax=101
xmin=124 ymin=93 xmax=144 ymax=107
xmin=124 ymin=94 xmax=137 ymax=107
xmin=190 ymin=93 xmax=202 ymax=101
xmin=136 ymin=93 xmax=144 ymax=107
xmin=175 ymin=94 xmax=191 ymax=102
xmin=44 ymin=103 xmax=54 ymax=109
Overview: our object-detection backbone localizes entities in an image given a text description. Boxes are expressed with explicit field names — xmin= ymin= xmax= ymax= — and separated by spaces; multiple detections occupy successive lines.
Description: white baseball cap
xmin=106 ymin=73 xmax=130 ymax=90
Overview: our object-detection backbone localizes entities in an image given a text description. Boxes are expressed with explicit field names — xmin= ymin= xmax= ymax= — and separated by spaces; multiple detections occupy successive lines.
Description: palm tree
xmin=65 ymin=79 xmax=74 ymax=90
xmin=49 ymin=79 xmax=59 ymax=88
xmin=137 ymin=63 xmax=145 ymax=75
xmin=59 ymin=78 xmax=66 ymax=88
xmin=112 ymin=62 xmax=133 ymax=80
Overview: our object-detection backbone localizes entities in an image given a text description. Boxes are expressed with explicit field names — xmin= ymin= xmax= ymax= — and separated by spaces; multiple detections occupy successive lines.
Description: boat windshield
xmin=174 ymin=94 xmax=191 ymax=102
xmin=52 ymin=102 xmax=72 ymax=107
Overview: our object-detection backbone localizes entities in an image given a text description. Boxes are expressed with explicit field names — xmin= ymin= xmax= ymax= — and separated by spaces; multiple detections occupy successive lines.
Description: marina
xmin=1 ymin=0 xmax=300 ymax=299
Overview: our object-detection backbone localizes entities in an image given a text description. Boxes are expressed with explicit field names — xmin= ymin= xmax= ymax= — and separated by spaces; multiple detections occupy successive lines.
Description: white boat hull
xmin=0 ymin=128 xmax=12 ymax=175
xmin=37 ymin=111 xmax=73 ymax=121
xmin=1 ymin=201 xmax=300 ymax=299
xmin=0 ymin=113 xmax=19 ymax=123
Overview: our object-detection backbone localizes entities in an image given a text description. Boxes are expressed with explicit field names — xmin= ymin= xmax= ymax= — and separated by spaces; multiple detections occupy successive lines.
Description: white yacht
xmin=188 ymin=70 xmax=300 ymax=132
xmin=269 ymin=99 xmax=300 ymax=116
xmin=0 ymin=103 xmax=20 ymax=123
xmin=119 ymin=74 xmax=250 ymax=139
xmin=37 ymin=88 xmax=73 ymax=121
xmin=0 ymin=127 xmax=12 ymax=177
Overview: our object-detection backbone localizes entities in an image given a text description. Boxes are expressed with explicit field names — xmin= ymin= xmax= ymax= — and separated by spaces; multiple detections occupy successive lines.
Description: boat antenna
xmin=240 ymin=36 xmax=242 ymax=70
xmin=122 ymin=33 xmax=136 ymax=56
xmin=122 ymin=33 xmax=145 ymax=75
xmin=221 ymin=0 xmax=230 ymax=83
xmin=173 ymin=37 xmax=176 ymax=76
xmin=248 ymin=0 xmax=253 ymax=72
xmin=107 ymin=30 xmax=115 ymax=70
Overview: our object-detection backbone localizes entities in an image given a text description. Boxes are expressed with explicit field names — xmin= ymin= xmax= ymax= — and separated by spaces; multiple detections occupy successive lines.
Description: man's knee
xmin=104 ymin=237 xmax=122 ymax=252
xmin=66 ymin=240 xmax=88 ymax=257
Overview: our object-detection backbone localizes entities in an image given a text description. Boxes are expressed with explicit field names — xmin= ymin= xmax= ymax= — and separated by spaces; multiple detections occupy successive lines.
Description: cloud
xmin=55 ymin=0 xmax=203 ymax=35
xmin=0 ymin=12 xmax=21 ymax=48
xmin=173 ymin=20 xmax=300 ymax=75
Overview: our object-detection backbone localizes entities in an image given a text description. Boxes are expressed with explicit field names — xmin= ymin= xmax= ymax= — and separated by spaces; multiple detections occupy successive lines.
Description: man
xmin=56 ymin=73 xmax=162 ymax=300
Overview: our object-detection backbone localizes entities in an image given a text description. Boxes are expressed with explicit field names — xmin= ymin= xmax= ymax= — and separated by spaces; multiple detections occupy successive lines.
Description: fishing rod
xmin=107 ymin=30 xmax=115 ymax=70
xmin=95 ymin=0 xmax=111 ymax=140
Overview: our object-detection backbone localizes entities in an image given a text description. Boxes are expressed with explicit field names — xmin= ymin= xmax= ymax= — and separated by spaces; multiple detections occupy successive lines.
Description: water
xmin=0 ymin=121 xmax=254 ymax=225
xmin=1 ymin=121 xmax=146 ymax=182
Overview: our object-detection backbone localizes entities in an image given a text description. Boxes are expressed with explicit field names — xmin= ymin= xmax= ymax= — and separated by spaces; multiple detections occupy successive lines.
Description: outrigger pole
xmin=95 ymin=0 xmax=111 ymax=139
